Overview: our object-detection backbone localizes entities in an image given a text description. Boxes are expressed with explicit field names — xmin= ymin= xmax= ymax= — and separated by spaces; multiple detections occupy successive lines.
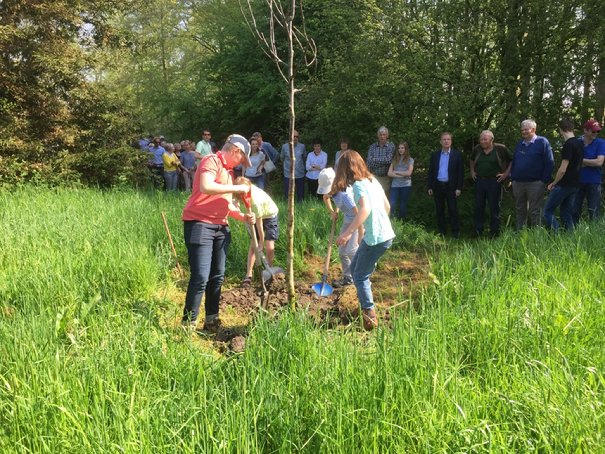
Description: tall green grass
xmin=1 ymin=187 xmax=604 ymax=452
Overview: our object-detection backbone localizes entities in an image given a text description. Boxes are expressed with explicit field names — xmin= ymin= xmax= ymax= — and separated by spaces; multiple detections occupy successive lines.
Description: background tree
xmin=0 ymin=0 xmax=145 ymax=187
xmin=240 ymin=0 xmax=317 ymax=306
xmin=2 ymin=0 xmax=604 ymax=189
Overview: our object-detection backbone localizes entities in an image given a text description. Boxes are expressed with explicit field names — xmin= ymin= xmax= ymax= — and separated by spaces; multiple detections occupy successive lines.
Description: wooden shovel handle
xmin=323 ymin=216 xmax=337 ymax=276
xmin=243 ymin=198 xmax=264 ymax=266
xmin=161 ymin=212 xmax=183 ymax=277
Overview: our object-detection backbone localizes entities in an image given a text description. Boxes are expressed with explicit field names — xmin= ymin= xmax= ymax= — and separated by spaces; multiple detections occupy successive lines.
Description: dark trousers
xmin=182 ymin=221 xmax=231 ymax=323
xmin=434 ymin=182 xmax=459 ymax=236
xmin=150 ymin=165 xmax=165 ymax=189
xmin=284 ymin=177 xmax=305 ymax=202
xmin=544 ymin=186 xmax=578 ymax=231
xmin=474 ymin=178 xmax=502 ymax=236
xmin=307 ymin=177 xmax=321 ymax=200
xmin=389 ymin=186 xmax=412 ymax=221
xmin=573 ymin=183 xmax=601 ymax=223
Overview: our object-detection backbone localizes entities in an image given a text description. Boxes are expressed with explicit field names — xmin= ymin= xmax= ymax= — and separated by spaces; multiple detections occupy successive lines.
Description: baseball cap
xmin=583 ymin=119 xmax=602 ymax=132
xmin=227 ymin=134 xmax=252 ymax=167
xmin=317 ymin=167 xmax=335 ymax=195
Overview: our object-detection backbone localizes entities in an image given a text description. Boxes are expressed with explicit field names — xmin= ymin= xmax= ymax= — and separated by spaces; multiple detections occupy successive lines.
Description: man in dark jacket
xmin=427 ymin=132 xmax=464 ymax=238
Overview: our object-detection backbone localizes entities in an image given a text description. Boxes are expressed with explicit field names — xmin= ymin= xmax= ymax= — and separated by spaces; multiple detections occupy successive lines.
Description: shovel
xmin=242 ymin=190 xmax=285 ymax=286
xmin=312 ymin=215 xmax=337 ymax=297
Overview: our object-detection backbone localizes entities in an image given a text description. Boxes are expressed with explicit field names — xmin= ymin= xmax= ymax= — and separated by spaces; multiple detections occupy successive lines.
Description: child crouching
xmin=234 ymin=176 xmax=279 ymax=287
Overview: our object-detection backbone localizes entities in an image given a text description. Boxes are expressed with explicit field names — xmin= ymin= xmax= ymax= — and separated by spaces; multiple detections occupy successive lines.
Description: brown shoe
xmin=202 ymin=316 xmax=221 ymax=333
xmin=362 ymin=308 xmax=378 ymax=331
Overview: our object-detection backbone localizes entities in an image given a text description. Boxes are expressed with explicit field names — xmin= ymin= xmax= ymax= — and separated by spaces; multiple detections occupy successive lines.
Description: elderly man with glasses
xmin=470 ymin=130 xmax=512 ymax=237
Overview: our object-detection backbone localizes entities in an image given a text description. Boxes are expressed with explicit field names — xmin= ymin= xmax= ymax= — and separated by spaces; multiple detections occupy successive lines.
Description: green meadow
xmin=1 ymin=187 xmax=604 ymax=452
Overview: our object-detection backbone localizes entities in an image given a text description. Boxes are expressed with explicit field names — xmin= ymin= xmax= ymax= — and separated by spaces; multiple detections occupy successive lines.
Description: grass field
xmin=1 ymin=187 xmax=604 ymax=452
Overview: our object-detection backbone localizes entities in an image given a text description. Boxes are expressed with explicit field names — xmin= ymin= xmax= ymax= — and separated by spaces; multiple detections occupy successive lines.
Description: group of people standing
xmin=158 ymin=118 xmax=603 ymax=335
xmin=141 ymin=130 xmax=217 ymax=192
xmin=429 ymin=118 xmax=604 ymax=238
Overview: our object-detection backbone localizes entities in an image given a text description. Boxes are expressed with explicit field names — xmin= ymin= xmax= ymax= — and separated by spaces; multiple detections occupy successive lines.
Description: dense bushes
xmin=0 ymin=146 xmax=151 ymax=189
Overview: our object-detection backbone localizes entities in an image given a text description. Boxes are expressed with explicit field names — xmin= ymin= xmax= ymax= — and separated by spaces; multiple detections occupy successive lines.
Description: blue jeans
xmin=473 ymin=178 xmax=502 ymax=235
xmin=573 ymin=183 xmax=601 ymax=223
xmin=543 ymin=186 xmax=578 ymax=231
xmin=164 ymin=171 xmax=178 ymax=191
xmin=182 ymin=221 xmax=231 ymax=323
xmin=284 ymin=177 xmax=305 ymax=202
xmin=350 ymin=238 xmax=393 ymax=310
xmin=389 ymin=186 xmax=412 ymax=220
xmin=248 ymin=173 xmax=266 ymax=190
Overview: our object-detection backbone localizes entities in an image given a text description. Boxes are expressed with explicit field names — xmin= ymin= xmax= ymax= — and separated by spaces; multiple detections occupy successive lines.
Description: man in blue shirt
xmin=573 ymin=119 xmax=605 ymax=222
xmin=147 ymin=136 xmax=166 ymax=189
xmin=510 ymin=119 xmax=554 ymax=230
xmin=427 ymin=132 xmax=464 ymax=238
xmin=179 ymin=140 xmax=197 ymax=192
xmin=280 ymin=130 xmax=307 ymax=202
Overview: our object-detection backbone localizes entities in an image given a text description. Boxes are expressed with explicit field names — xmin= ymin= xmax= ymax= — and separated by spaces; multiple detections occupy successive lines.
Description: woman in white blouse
xmin=306 ymin=138 xmax=328 ymax=200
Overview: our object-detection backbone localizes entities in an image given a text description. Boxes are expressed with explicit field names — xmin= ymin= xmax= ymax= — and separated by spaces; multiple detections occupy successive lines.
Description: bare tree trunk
xmin=240 ymin=0 xmax=316 ymax=310
xmin=596 ymin=53 xmax=605 ymax=123
xmin=286 ymin=6 xmax=296 ymax=307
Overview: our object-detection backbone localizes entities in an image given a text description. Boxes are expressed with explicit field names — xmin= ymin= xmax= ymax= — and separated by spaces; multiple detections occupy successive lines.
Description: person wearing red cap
xmin=573 ymin=119 xmax=605 ymax=222
xmin=181 ymin=134 xmax=256 ymax=331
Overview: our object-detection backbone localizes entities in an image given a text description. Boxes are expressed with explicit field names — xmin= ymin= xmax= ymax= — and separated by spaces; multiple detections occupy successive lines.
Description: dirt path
xmin=161 ymin=249 xmax=431 ymax=353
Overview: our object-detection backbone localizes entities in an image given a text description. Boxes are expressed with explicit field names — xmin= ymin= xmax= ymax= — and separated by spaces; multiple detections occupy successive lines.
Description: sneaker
xmin=362 ymin=308 xmax=378 ymax=331
xmin=180 ymin=319 xmax=197 ymax=331
xmin=332 ymin=277 xmax=353 ymax=288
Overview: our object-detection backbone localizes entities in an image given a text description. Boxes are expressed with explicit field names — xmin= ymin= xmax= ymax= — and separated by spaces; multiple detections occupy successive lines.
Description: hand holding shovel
xmin=312 ymin=215 xmax=337 ymax=297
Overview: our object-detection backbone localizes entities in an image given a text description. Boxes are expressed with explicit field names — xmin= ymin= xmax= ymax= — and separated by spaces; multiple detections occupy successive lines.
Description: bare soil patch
xmin=165 ymin=249 xmax=431 ymax=353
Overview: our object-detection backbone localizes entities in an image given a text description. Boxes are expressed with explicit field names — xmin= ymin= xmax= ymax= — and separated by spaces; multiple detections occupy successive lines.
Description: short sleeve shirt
xmin=391 ymin=158 xmax=414 ymax=188
xmin=353 ymin=178 xmax=395 ymax=246
xmin=250 ymin=185 xmax=279 ymax=219
xmin=332 ymin=188 xmax=356 ymax=224
xmin=580 ymin=137 xmax=605 ymax=184
xmin=558 ymin=137 xmax=584 ymax=187
xmin=182 ymin=153 xmax=233 ymax=225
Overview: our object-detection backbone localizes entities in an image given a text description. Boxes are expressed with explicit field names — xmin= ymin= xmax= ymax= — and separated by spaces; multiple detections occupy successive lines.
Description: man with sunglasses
xmin=195 ymin=129 xmax=215 ymax=161
xmin=181 ymin=134 xmax=256 ymax=332
xmin=573 ymin=119 xmax=605 ymax=222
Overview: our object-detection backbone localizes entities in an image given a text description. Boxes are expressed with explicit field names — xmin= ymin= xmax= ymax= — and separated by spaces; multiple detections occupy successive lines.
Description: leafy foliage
xmin=1 ymin=0 xmax=605 ymax=186
xmin=0 ymin=0 xmax=142 ymax=187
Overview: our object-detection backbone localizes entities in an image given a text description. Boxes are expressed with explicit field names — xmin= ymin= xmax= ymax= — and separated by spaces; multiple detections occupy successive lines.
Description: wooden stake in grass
xmin=161 ymin=211 xmax=183 ymax=278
